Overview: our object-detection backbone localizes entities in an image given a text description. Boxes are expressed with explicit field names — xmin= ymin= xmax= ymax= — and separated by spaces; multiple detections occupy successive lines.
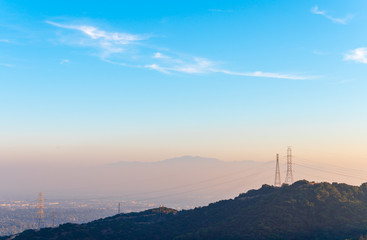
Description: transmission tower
xmin=118 ymin=202 xmax=121 ymax=214
xmin=52 ymin=209 xmax=55 ymax=227
xmin=285 ymin=146 xmax=294 ymax=184
xmin=274 ymin=154 xmax=281 ymax=187
xmin=37 ymin=192 xmax=44 ymax=229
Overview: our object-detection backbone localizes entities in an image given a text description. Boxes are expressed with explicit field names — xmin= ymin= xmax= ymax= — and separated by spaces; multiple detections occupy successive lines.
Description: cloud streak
xmin=47 ymin=21 xmax=315 ymax=80
xmin=145 ymin=57 xmax=214 ymax=74
xmin=311 ymin=6 xmax=352 ymax=24
xmin=145 ymin=56 xmax=314 ymax=80
xmin=213 ymin=70 xmax=312 ymax=80
xmin=344 ymin=48 xmax=367 ymax=64
xmin=60 ymin=59 xmax=70 ymax=64
xmin=46 ymin=21 xmax=143 ymax=43
xmin=46 ymin=21 xmax=146 ymax=58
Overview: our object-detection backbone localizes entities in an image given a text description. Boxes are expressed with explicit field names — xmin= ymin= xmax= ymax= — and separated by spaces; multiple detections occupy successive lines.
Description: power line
xmin=296 ymin=156 xmax=367 ymax=174
xmin=45 ymin=161 xmax=271 ymax=202
xmin=295 ymin=158 xmax=367 ymax=178
xmin=135 ymin=164 xmax=270 ymax=203
xmin=294 ymin=162 xmax=367 ymax=182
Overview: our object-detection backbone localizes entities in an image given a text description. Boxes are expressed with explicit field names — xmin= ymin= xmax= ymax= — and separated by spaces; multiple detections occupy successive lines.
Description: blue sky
xmin=1 ymin=0 xmax=367 ymax=165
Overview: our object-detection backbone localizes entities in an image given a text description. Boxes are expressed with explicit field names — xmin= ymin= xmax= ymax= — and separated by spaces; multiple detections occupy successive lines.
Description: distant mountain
xmin=7 ymin=181 xmax=367 ymax=240
xmin=161 ymin=155 xmax=220 ymax=162
xmin=111 ymin=155 xmax=256 ymax=165
xmin=109 ymin=155 xmax=223 ymax=166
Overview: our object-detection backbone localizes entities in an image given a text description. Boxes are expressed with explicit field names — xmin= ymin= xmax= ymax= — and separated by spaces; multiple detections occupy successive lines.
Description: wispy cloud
xmin=153 ymin=52 xmax=167 ymax=59
xmin=153 ymin=52 xmax=171 ymax=60
xmin=47 ymin=20 xmax=315 ymax=80
xmin=145 ymin=57 xmax=214 ymax=74
xmin=46 ymin=21 xmax=147 ymax=58
xmin=213 ymin=70 xmax=313 ymax=80
xmin=46 ymin=21 xmax=144 ymax=43
xmin=0 ymin=39 xmax=10 ymax=43
xmin=152 ymin=52 xmax=183 ymax=64
xmin=311 ymin=6 xmax=352 ymax=24
xmin=145 ymin=56 xmax=314 ymax=80
xmin=344 ymin=48 xmax=367 ymax=64
xmin=60 ymin=59 xmax=70 ymax=64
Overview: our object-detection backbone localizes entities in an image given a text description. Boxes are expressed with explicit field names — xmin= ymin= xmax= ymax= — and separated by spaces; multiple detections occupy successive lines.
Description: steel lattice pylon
xmin=285 ymin=146 xmax=294 ymax=184
xmin=37 ymin=192 xmax=44 ymax=229
xmin=274 ymin=154 xmax=281 ymax=187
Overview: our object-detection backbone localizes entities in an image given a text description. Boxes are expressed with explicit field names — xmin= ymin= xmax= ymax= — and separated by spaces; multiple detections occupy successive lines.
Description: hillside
xmin=6 ymin=180 xmax=367 ymax=240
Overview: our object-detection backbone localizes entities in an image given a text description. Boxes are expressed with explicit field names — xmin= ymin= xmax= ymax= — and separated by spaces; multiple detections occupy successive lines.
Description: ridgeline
xmin=4 ymin=180 xmax=367 ymax=240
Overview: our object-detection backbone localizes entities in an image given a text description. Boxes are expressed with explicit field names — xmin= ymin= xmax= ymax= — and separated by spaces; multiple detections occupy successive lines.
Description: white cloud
xmin=46 ymin=21 xmax=146 ymax=58
xmin=171 ymin=57 xmax=214 ymax=74
xmin=153 ymin=52 xmax=168 ymax=59
xmin=152 ymin=52 xmax=183 ymax=64
xmin=146 ymin=57 xmax=215 ymax=74
xmin=213 ymin=70 xmax=313 ymax=80
xmin=60 ymin=59 xmax=70 ymax=64
xmin=145 ymin=58 xmax=212 ymax=74
xmin=0 ymin=39 xmax=10 ymax=43
xmin=145 ymin=58 xmax=312 ymax=80
xmin=145 ymin=64 xmax=170 ymax=74
xmin=344 ymin=48 xmax=367 ymax=64
xmin=311 ymin=6 xmax=352 ymax=24
xmin=48 ymin=20 xmax=316 ymax=80
xmin=46 ymin=21 xmax=143 ymax=43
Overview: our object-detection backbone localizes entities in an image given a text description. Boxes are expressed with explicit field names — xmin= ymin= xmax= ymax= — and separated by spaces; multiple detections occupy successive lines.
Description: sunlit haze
xmin=1 ymin=0 xmax=367 ymax=197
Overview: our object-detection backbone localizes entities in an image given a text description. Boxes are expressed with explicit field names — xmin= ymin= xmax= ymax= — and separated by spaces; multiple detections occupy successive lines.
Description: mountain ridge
xmin=108 ymin=155 xmax=262 ymax=165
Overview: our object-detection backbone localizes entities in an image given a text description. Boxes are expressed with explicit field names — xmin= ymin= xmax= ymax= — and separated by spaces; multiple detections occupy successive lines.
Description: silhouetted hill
xmin=6 ymin=180 xmax=367 ymax=240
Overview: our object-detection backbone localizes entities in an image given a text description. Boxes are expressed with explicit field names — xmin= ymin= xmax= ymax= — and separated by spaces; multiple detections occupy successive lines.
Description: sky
xmin=1 ymin=0 xmax=367 ymax=167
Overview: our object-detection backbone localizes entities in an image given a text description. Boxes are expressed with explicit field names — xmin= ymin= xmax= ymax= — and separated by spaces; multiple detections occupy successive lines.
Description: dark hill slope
xmin=8 ymin=180 xmax=367 ymax=240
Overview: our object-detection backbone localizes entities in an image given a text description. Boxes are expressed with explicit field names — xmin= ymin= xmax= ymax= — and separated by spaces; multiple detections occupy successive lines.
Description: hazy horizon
xmin=1 ymin=0 xmax=367 ymax=203
xmin=1 ymin=1 xmax=367 ymax=169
